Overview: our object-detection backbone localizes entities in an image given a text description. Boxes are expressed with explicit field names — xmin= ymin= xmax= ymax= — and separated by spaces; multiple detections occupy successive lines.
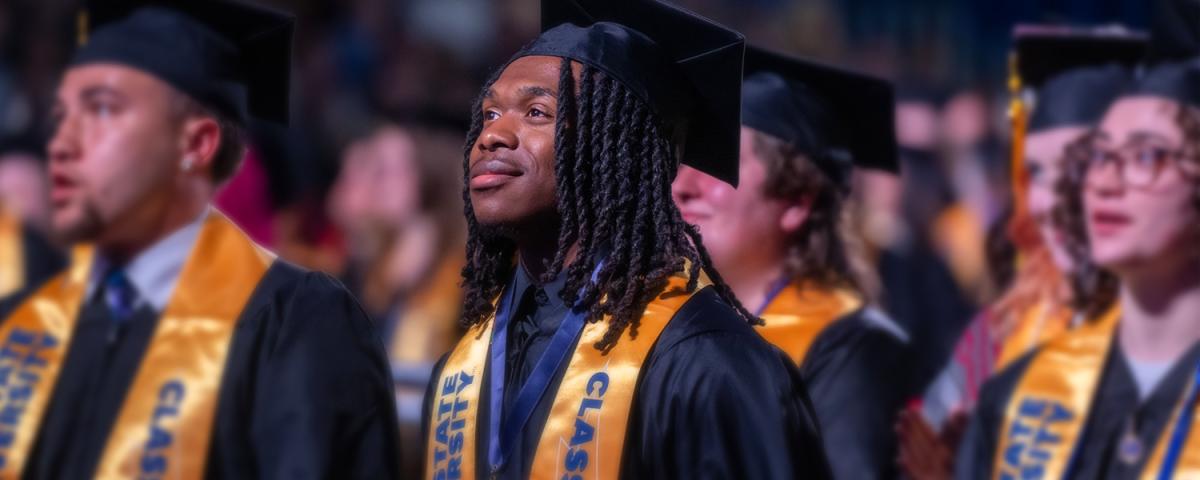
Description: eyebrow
xmin=80 ymin=84 xmax=126 ymax=102
xmin=483 ymin=85 xmax=557 ymax=102
xmin=1127 ymin=130 xmax=1172 ymax=144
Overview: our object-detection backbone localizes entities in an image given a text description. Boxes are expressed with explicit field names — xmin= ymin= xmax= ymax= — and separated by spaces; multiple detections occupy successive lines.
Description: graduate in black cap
xmin=956 ymin=4 xmax=1200 ymax=477
xmin=671 ymin=46 xmax=907 ymax=479
xmin=899 ymin=25 xmax=1141 ymax=479
xmin=420 ymin=0 xmax=828 ymax=478
xmin=0 ymin=1 xmax=400 ymax=478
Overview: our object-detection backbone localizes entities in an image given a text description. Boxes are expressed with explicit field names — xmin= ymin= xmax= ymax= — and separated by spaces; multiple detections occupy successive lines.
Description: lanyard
xmin=754 ymin=275 xmax=792 ymax=317
xmin=487 ymin=263 xmax=602 ymax=475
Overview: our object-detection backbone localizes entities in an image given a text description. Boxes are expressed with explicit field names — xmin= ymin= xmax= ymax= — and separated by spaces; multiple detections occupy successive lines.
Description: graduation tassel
xmin=76 ymin=9 xmax=89 ymax=47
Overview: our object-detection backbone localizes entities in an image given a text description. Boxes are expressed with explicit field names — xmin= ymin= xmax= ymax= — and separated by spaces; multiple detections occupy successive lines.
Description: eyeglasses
xmin=1082 ymin=141 xmax=1200 ymax=189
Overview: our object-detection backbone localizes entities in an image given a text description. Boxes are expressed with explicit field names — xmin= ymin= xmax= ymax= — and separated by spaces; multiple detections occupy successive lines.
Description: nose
xmin=47 ymin=111 xmax=80 ymax=167
xmin=1086 ymin=159 xmax=1125 ymax=197
xmin=672 ymin=165 xmax=703 ymax=204
xmin=477 ymin=115 xmax=519 ymax=153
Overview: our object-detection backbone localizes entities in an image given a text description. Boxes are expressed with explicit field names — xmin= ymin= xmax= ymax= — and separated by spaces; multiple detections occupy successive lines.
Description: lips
xmin=678 ymin=208 xmax=710 ymax=225
xmin=49 ymin=171 xmax=77 ymax=206
xmin=1090 ymin=209 xmax=1132 ymax=237
xmin=469 ymin=158 xmax=523 ymax=190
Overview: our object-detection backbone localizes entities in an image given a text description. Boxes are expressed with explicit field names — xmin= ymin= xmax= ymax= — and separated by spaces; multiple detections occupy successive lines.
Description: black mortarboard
xmin=1013 ymin=25 xmax=1146 ymax=132
xmin=1131 ymin=0 xmax=1200 ymax=108
xmin=72 ymin=0 xmax=293 ymax=124
xmin=516 ymin=0 xmax=745 ymax=185
xmin=740 ymin=46 xmax=896 ymax=191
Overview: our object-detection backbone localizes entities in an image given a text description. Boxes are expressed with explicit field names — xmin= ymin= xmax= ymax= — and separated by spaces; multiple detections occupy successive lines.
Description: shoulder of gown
xmin=624 ymin=286 xmax=831 ymax=479
xmin=800 ymin=308 xmax=908 ymax=479
xmin=209 ymin=260 xmax=401 ymax=479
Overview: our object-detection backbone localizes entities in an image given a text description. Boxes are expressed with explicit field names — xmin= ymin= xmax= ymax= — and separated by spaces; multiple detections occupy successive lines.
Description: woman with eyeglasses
xmin=955 ymin=55 xmax=1200 ymax=479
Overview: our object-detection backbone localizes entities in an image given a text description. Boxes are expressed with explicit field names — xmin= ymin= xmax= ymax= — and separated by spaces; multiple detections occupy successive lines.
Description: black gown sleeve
xmin=801 ymin=312 xmax=907 ymax=479
xmin=622 ymin=290 xmax=831 ymax=479
xmin=954 ymin=351 xmax=1035 ymax=480
xmin=232 ymin=271 xmax=401 ymax=479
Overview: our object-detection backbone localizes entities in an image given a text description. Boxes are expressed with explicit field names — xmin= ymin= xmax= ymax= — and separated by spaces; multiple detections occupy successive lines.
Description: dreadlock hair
xmin=459 ymin=56 xmax=756 ymax=351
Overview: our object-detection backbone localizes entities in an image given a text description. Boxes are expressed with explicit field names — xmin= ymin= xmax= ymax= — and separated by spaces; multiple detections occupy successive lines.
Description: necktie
xmin=101 ymin=268 xmax=138 ymax=322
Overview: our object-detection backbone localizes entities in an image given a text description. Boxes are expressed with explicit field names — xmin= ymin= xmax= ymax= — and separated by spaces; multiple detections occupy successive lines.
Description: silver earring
xmin=181 ymin=156 xmax=195 ymax=172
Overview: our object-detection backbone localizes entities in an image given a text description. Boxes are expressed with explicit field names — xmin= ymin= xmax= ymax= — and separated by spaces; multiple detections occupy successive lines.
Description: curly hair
xmin=747 ymin=129 xmax=868 ymax=298
xmin=458 ymin=57 xmax=755 ymax=351
xmin=1054 ymin=101 xmax=1200 ymax=319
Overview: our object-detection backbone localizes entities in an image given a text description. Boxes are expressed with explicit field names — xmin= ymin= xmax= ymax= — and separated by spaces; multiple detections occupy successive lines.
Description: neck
xmin=514 ymin=223 xmax=578 ymax=282
xmin=99 ymin=181 xmax=210 ymax=266
xmin=726 ymin=260 xmax=789 ymax=314
xmin=1118 ymin=257 xmax=1200 ymax=363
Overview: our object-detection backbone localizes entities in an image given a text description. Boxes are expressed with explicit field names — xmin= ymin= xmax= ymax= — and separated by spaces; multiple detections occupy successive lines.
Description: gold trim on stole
xmin=992 ymin=304 xmax=1121 ymax=480
xmin=0 ymin=208 xmax=26 ymax=298
xmin=995 ymin=299 xmax=1074 ymax=372
xmin=755 ymin=283 xmax=863 ymax=366
xmin=425 ymin=268 xmax=709 ymax=480
xmin=92 ymin=211 xmax=273 ymax=478
xmin=0 ymin=245 xmax=93 ymax=475
xmin=529 ymin=270 xmax=708 ymax=480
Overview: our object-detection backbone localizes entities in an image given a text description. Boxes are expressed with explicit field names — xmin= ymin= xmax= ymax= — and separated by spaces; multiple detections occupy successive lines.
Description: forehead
xmin=58 ymin=63 xmax=172 ymax=99
xmin=1098 ymin=96 xmax=1183 ymax=144
xmin=490 ymin=56 xmax=566 ymax=96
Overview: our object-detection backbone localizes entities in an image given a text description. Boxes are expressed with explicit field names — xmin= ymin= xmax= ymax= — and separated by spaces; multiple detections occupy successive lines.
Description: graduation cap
xmin=72 ymin=0 xmax=293 ymax=124
xmin=1130 ymin=0 xmax=1200 ymax=108
xmin=741 ymin=46 xmax=897 ymax=192
xmin=1012 ymin=25 xmax=1146 ymax=132
xmin=515 ymin=0 xmax=745 ymax=185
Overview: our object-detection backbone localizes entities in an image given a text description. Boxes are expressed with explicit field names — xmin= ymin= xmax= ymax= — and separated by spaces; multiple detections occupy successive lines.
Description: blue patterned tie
xmin=102 ymin=269 xmax=138 ymax=322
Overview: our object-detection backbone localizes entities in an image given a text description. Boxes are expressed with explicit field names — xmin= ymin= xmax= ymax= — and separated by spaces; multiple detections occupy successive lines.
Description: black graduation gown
xmin=0 ymin=225 xmax=66 ymax=319
xmin=878 ymin=243 xmax=976 ymax=401
xmin=801 ymin=310 xmax=907 ymax=479
xmin=956 ymin=340 xmax=1200 ymax=480
xmin=20 ymin=261 xmax=401 ymax=479
xmin=421 ymin=286 xmax=831 ymax=480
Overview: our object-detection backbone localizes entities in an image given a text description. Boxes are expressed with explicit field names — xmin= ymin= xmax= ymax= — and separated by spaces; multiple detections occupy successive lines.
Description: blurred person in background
xmin=898 ymin=26 xmax=1143 ymax=479
xmin=875 ymin=89 xmax=978 ymax=403
xmin=673 ymin=46 xmax=906 ymax=479
xmin=0 ymin=1 xmax=400 ymax=477
xmin=0 ymin=139 xmax=65 ymax=316
xmin=329 ymin=122 xmax=465 ymax=477
xmin=958 ymin=5 xmax=1200 ymax=475
xmin=422 ymin=1 xmax=829 ymax=478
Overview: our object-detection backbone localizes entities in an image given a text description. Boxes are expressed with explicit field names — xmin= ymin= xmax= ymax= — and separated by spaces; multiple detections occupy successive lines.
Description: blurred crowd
xmin=0 ymin=0 xmax=1182 ymax=478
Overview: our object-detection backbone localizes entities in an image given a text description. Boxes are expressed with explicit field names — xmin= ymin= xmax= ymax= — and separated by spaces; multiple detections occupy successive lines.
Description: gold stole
xmin=0 ymin=211 xmax=273 ymax=478
xmin=0 ymin=208 xmax=25 ymax=298
xmin=995 ymin=299 xmax=1074 ymax=372
xmin=389 ymin=253 xmax=465 ymax=364
xmin=425 ymin=269 xmax=708 ymax=480
xmin=755 ymin=283 xmax=863 ymax=366
xmin=992 ymin=304 xmax=1121 ymax=480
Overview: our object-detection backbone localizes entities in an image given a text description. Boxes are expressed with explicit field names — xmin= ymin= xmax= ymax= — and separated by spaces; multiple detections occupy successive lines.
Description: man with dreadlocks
xmin=420 ymin=0 xmax=829 ymax=479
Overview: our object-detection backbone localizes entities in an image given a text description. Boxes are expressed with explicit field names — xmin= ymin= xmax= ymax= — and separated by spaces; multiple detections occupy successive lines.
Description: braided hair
xmin=459 ymin=57 xmax=756 ymax=351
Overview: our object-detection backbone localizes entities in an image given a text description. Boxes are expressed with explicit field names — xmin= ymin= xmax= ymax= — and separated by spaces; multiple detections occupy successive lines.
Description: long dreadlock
xmin=460 ymin=57 xmax=756 ymax=351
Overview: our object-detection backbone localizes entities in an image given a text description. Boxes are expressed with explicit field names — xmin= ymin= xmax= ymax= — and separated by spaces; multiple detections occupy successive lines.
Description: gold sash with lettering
xmin=0 ymin=208 xmax=26 ymax=298
xmin=425 ymin=268 xmax=708 ymax=480
xmin=755 ymin=283 xmax=863 ymax=366
xmin=995 ymin=299 xmax=1074 ymax=372
xmin=992 ymin=304 xmax=1120 ymax=480
xmin=0 ymin=211 xmax=272 ymax=478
